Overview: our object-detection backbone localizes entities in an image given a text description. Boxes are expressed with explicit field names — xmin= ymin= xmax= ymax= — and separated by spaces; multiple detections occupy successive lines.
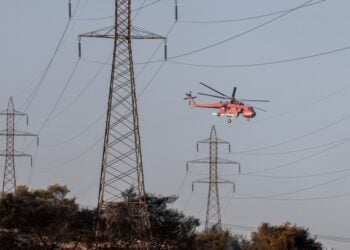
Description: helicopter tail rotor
xmin=184 ymin=91 xmax=197 ymax=106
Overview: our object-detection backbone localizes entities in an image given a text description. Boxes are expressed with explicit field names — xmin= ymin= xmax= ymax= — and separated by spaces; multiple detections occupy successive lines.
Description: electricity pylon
xmin=187 ymin=125 xmax=240 ymax=231
xmin=0 ymin=97 xmax=38 ymax=196
xmin=78 ymin=0 xmax=166 ymax=245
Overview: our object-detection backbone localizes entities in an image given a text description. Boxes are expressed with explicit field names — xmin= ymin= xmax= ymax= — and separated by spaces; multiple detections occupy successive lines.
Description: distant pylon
xmin=0 ymin=97 xmax=38 ymax=196
xmin=187 ymin=125 xmax=240 ymax=231
xmin=78 ymin=0 xmax=166 ymax=244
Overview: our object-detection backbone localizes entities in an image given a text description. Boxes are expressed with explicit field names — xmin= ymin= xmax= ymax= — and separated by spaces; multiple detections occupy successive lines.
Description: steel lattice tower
xmin=0 ymin=97 xmax=37 ymax=196
xmin=187 ymin=125 xmax=240 ymax=231
xmin=78 ymin=0 xmax=166 ymax=244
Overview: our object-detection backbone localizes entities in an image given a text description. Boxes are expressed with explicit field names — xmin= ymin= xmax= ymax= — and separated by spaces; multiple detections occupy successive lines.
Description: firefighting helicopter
xmin=184 ymin=82 xmax=269 ymax=123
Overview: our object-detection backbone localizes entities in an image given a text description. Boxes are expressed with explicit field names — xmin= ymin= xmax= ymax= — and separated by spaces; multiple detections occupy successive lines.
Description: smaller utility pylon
xmin=187 ymin=125 xmax=240 ymax=231
xmin=0 ymin=97 xmax=38 ymax=196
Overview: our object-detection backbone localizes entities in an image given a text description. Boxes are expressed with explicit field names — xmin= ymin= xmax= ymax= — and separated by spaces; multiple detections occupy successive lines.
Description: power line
xmin=132 ymin=0 xmax=163 ymax=12
xmin=100 ymin=0 xmax=319 ymax=66
xmin=233 ymin=192 xmax=350 ymax=201
xmin=47 ymin=55 xmax=111 ymax=122
xmin=207 ymin=173 xmax=350 ymax=201
xmin=136 ymin=21 xmax=176 ymax=78
xmin=20 ymin=1 xmax=82 ymax=113
xmin=169 ymin=45 xmax=350 ymax=68
xmin=241 ymin=172 xmax=350 ymax=199
xmin=133 ymin=0 xmax=147 ymax=20
xmin=42 ymin=112 xmax=105 ymax=148
xmin=233 ymin=113 xmax=350 ymax=154
xmin=23 ymin=59 xmax=81 ymax=153
xmin=39 ymin=135 xmax=103 ymax=170
xmin=243 ymin=140 xmax=348 ymax=175
xmin=138 ymin=62 xmax=166 ymax=98
xmin=240 ymin=137 xmax=350 ymax=156
xmin=237 ymin=83 xmax=350 ymax=127
xmin=35 ymin=60 xmax=81 ymax=135
xmin=222 ymin=223 xmax=350 ymax=243
xmin=166 ymin=0 xmax=314 ymax=61
xmin=83 ymin=44 xmax=350 ymax=69
xmin=195 ymin=188 xmax=350 ymax=202
xmin=244 ymin=166 xmax=350 ymax=179
xmin=73 ymin=0 xmax=164 ymax=21
xmin=179 ymin=0 xmax=325 ymax=24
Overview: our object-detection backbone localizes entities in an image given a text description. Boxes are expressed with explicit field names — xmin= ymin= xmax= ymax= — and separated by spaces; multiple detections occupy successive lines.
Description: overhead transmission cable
xmin=240 ymin=137 xmax=350 ymax=156
xmin=47 ymin=54 xmax=111 ymax=122
xmin=233 ymin=113 xmax=350 ymax=154
xmin=169 ymin=45 xmax=350 ymax=68
xmin=164 ymin=0 xmax=316 ymax=61
xmin=35 ymin=60 xmax=81 ymax=136
xmin=233 ymin=192 xmax=350 ymax=201
xmin=245 ymin=167 xmax=350 ymax=179
xmin=20 ymin=0 xmax=81 ymax=113
xmin=242 ymin=172 xmax=350 ymax=199
xmin=82 ymin=0 xmax=327 ymax=66
xmin=42 ymin=112 xmax=105 ymax=148
xmin=194 ymin=171 xmax=350 ymax=201
xmin=179 ymin=0 xmax=325 ymax=24
xmin=237 ymin=84 xmax=350 ymax=127
xmin=83 ymin=44 xmax=350 ymax=69
xmin=242 ymin=139 xmax=348 ymax=175
xmin=23 ymin=58 xmax=81 ymax=153
xmin=39 ymin=135 xmax=103 ymax=170
xmin=222 ymin=223 xmax=350 ymax=243
xmin=73 ymin=0 xmax=164 ymax=21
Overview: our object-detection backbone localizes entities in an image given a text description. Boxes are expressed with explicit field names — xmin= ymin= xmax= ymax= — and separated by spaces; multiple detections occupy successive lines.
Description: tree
xmin=0 ymin=184 xmax=200 ymax=249
xmin=194 ymin=230 xmax=250 ymax=250
xmin=97 ymin=187 xmax=200 ymax=249
xmin=194 ymin=230 xmax=233 ymax=250
xmin=147 ymin=194 xmax=200 ymax=249
xmin=0 ymin=184 xmax=94 ymax=249
xmin=249 ymin=222 xmax=323 ymax=250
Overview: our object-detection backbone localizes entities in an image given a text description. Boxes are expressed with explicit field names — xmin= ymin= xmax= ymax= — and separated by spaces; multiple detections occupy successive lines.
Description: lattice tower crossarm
xmin=187 ymin=125 xmax=240 ymax=231
xmin=78 ymin=0 xmax=166 ymax=245
xmin=0 ymin=97 xmax=38 ymax=196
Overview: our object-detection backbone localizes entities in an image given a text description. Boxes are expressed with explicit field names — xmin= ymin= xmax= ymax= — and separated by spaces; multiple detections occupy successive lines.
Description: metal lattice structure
xmin=187 ymin=125 xmax=240 ymax=231
xmin=0 ymin=97 xmax=37 ymax=196
xmin=78 ymin=0 xmax=166 ymax=244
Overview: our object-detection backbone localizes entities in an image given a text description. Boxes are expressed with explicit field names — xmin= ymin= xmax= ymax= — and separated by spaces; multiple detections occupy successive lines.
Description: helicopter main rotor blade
xmin=199 ymin=82 xmax=229 ymax=98
xmin=251 ymin=105 xmax=267 ymax=112
xmin=232 ymin=87 xmax=237 ymax=99
xmin=239 ymin=99 xmax=270 ymax=102
xmin=198 ymin=92 xmax=228 ymax=99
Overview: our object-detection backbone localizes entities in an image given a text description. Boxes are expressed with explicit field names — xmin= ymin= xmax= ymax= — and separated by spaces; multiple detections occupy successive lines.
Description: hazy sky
xmin=1 ymin=0 xmax=350 ymax=248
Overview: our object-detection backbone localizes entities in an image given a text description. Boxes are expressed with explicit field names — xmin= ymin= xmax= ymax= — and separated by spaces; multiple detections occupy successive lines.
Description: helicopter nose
xmin=243 ymin=109 xmax=256 ymax=118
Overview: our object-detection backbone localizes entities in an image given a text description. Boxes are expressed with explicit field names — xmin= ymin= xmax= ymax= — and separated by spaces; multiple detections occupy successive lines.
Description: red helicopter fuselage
xmin=187 ymin=98 xmax=256 ymax=119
